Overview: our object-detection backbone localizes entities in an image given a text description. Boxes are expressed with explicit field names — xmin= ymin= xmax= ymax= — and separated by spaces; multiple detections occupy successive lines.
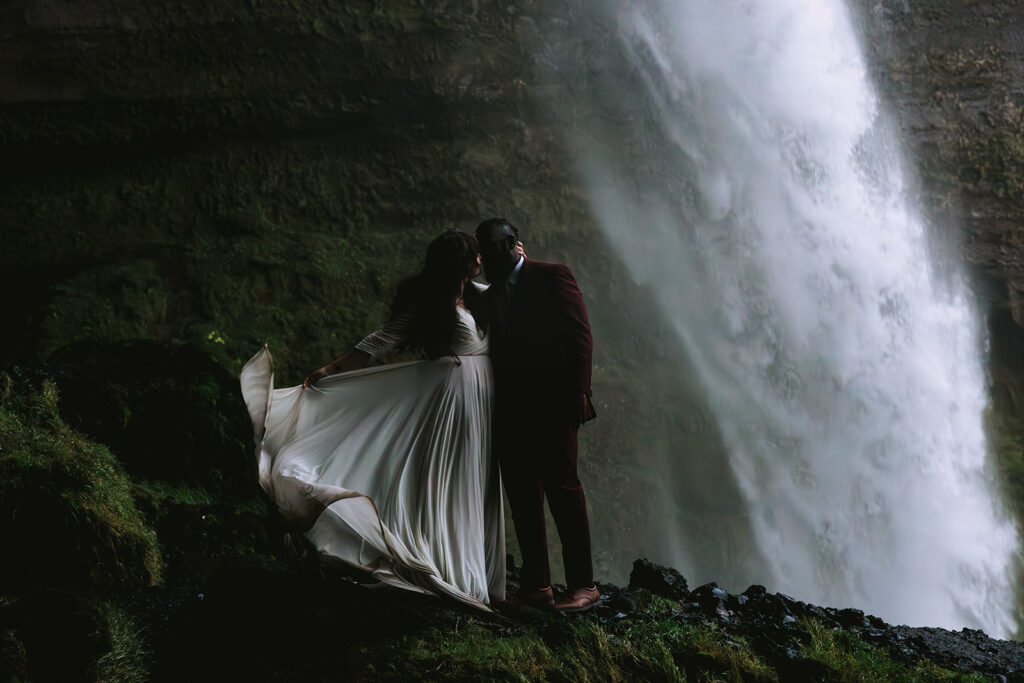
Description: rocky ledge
xmin=621 ymin=559 xmax=1024 ymax=681
xmin=11 ymin=554 xmax=1013 ymax=682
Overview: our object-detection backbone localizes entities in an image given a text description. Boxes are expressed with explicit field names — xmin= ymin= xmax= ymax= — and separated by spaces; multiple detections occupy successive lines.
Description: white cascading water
xmin=569 ymin=0 xmax=1020 ymax=636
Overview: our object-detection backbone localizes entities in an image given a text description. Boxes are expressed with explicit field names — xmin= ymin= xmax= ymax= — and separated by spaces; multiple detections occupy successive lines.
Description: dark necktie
xmin=492 ymin=279 xmax=513 ymax=340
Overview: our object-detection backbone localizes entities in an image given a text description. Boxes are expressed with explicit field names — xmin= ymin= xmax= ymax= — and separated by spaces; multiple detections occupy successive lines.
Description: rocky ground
xmin=623 ymin=560 xmax=1024 ymax=681
xmin=22 ymin=554 xmax=1018 ymax=681
xmin=13 ymin=546 xmax=1024 ymax=681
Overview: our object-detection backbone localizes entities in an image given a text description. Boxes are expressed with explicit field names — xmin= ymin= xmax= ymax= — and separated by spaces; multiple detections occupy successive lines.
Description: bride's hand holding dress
xmin=302 ymin=349 xmax=370 ymax=389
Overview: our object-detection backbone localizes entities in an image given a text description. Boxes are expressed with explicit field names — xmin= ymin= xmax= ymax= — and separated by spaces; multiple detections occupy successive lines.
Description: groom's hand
xmin=574 ymin=393 xmax=594 ymax=428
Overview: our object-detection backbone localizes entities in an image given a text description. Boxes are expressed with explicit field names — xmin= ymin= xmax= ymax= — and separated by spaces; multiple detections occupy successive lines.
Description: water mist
xmin=560 ymin=0 xmax=1020 ymax=636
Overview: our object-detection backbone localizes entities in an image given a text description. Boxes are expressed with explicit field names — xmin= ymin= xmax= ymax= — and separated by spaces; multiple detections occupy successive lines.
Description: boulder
xmin=628 ymin=558 xmax=689 ymax=601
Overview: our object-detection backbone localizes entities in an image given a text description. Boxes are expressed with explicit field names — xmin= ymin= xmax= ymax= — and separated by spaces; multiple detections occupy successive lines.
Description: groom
xmin=475 ymin=217 xmax=600 ymax=613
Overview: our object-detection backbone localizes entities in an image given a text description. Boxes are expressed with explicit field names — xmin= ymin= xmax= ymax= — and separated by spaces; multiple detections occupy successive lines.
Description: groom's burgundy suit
xmin=486 ymin=258 xmax=596 ymax=590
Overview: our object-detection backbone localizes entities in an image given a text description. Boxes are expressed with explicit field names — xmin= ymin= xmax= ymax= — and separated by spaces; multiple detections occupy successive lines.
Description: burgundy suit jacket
xmin=486 ymin=260 xmax=595 ymax=423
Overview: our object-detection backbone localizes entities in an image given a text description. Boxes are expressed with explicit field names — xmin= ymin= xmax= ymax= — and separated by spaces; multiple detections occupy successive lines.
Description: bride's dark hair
xmin=392 ymin=230 xmax=489 ymax=359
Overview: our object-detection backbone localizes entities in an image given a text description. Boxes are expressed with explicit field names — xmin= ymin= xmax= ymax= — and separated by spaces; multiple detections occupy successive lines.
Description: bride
xmin=240 ymin=230 xmax=511 ymax=609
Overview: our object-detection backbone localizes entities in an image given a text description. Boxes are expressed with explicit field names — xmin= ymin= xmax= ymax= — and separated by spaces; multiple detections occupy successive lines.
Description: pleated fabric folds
xmin=240 ymin=335 xmax=505 ymax=609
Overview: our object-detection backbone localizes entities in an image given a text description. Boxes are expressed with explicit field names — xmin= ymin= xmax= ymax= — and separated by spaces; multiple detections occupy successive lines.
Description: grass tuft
xmin=359 ymin=612 xmax=780 ymax=681
xmin=96 ymin=607 xmax=151 ymax=683
xmin=407 ymin=625 xmax=555 ymax=681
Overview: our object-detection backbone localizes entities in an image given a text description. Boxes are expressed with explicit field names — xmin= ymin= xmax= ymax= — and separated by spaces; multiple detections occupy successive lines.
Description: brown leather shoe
xmin=510 ymin=585 xmax=555 ymax=608
xmin=554 ymin=586 xmax=602 ymax=613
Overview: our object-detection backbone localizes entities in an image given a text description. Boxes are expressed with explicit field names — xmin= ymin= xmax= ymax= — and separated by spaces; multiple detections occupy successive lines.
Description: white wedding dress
xmin=240 ymin=301 xmax=505 ymax=609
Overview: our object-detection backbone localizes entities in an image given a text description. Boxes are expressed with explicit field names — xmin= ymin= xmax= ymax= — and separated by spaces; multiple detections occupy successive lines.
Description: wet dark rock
xmin=726 ymin=592 xmax=749 ymax=609
xmin=804 ymin=604 xmax=840 ymax=629
xmin=604 ymin=585 xmax=653 ymax=613
xmin=690 ymin=582 xmax=731 ymax=620
xmin=628 ymin=557 xmax=689 ymax=601
xmin=866 ymin=614 xmax=887 ymax=629
xmin=837 ymin=607 xmax=868 ymax=628
xmin=883 ymin=625 xmax=1024 ymax=679
xmin=761 ymin=592 xmax=797 ymax=619
xmin=862 ymin=627 xmax=889 ymax=643
xmin=743 ymin=584 xmax=768 ymax=599
xmin=690 ymin=582 xmax=724 ymax=601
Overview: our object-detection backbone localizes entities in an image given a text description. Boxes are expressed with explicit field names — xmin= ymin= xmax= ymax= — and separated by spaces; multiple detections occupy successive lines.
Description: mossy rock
xmin=1 ymin=590 xmax=112 ymax=683
xmin=0 ymin=376 xmax=161 ymax=593
xmin=44 ymin=340 xmax=257 ymax=499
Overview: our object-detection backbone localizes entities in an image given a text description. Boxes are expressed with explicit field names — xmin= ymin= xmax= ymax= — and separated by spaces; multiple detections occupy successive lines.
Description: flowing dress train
xmin=239 ymin=304 xmax=505 ymax=608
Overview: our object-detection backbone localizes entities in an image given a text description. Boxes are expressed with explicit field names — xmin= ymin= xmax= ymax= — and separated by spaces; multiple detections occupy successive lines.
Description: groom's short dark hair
xmin=476 ymin=217 xmax=519 ymax=243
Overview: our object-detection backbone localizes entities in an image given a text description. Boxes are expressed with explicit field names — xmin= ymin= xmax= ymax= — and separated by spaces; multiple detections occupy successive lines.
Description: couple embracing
xmin=240 ymin=218 xmax=600 ymax=612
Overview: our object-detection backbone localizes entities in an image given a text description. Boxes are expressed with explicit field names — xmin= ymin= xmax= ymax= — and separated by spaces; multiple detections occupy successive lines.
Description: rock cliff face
xmin=3 ymin=0 xmax=1024 ymax=593
xmin=0 ymin=0 xmax=547 ymax=373
xmin=855 ymin=0 xmax=1024 ymax=320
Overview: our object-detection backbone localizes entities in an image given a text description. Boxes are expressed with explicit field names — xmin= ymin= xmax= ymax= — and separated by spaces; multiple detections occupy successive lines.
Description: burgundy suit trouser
xmin=495 ymin=410 xmax=594 ymax=590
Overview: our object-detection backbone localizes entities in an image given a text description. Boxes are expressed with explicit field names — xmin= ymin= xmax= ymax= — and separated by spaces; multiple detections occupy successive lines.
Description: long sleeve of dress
xmin=354 ymin=309 xmax=415 ymax=360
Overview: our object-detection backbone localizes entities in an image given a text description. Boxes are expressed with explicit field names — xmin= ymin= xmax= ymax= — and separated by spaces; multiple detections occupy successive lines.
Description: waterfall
xmin=562 ymin=0 xmax=1020 ymax=636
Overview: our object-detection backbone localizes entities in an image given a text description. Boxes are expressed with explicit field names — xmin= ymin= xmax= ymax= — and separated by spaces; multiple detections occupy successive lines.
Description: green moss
xmin=799 ymin=620 xmax=985 ymax=682
xmin=986 ymin=406 xmax=1024 ymax=515
xmin=963 ymin=123 xmax=1024 ymax=201
xmin=132 ymin=479 xmax=267 ymax=518
xmin=40 ymin=260 xmax=170 ymax=360
xmin=133 ymin=480 xmax=216 ymax=508
xmin=0 ymin=375 xmax=161 ymax=592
